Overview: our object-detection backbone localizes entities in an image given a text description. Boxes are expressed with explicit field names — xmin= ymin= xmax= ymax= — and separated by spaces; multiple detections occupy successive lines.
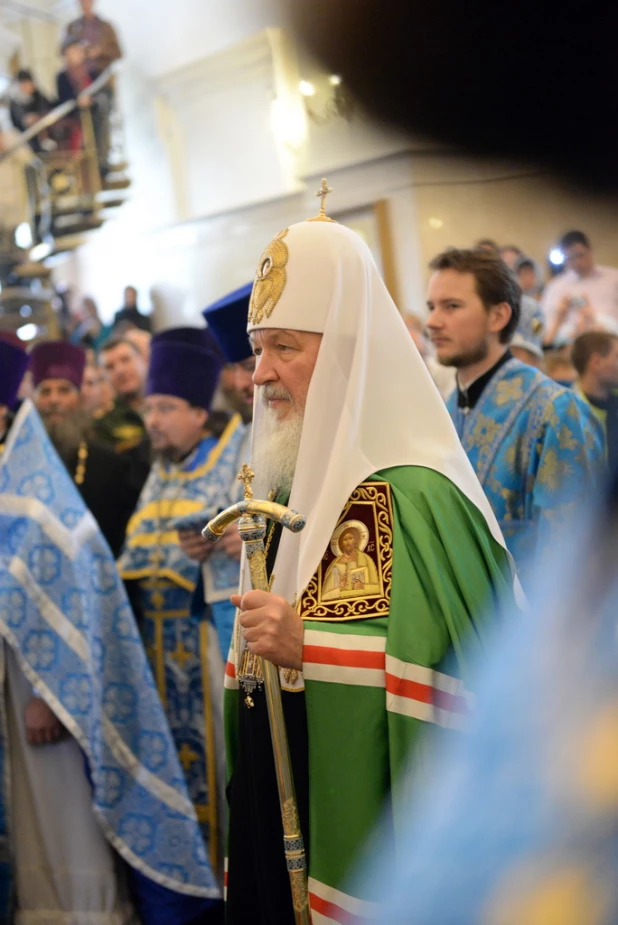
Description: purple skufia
xmin=202 ymin=283 xmax=253 ymax=364
xmin=30 ymin=341 xmax=86 ymax=389
xmin=146 ymin=341 xmax=223 ymax=410
xmin=152 ymin=326 xmax=225 ymax=362
xmin=0 ymin=340 xmax=29 ymax=409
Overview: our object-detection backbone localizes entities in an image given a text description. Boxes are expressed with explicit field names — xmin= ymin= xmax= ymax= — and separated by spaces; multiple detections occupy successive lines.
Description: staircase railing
xmin=1 ymin=0 xmax=61 ymax=23
xmin=0 ymin=64 xmax=115 ymax=162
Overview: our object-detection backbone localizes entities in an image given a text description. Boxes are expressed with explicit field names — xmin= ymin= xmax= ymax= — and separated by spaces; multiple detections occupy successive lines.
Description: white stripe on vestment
xmin=0 ymin=494 xmax=96 ymax=560
xmin=303 ymin=630 xmax=386 ymax=652
xmin=303 ymin=663 xmax=385 ymax=688
xmin=101 ymin=716 xmax=197 ymax=816
xmin=385 ymin=654 xmax=472 ymax=729
xmin=385 ymin=654 xmax=466 ymax=695
xmin=7 ymin=557 xmax=196 ymax=819
xmin=1 ymin=626 xmax=214 ymax=898
xmin=308 ymin=877 xmax=379 ymax=917
xmin=386 ymin=692 xmax=468 ymax=730
xmin=10 ymin=557 xmax=90 ymax=660
xmin=310 ymin=911 xmax=341 ymax=925
xmin=73 ymin=510 xmax=100 ymax=546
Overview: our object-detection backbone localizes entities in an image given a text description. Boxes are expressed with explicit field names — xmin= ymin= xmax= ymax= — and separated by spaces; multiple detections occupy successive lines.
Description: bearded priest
xmin=224 ymin=187 xmax=523 ymax=925
xmin=119 ymin=332 xmax=245 ymax=886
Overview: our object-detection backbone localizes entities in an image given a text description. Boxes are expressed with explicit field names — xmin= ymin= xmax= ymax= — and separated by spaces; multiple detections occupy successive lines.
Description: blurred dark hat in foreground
xmin=291 ymin=0 xmax=618 ymax=193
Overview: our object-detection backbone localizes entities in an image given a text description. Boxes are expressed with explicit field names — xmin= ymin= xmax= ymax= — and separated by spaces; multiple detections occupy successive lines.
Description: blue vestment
xmin=118 ymin=416 xmax=244 ymax=857
xmin=0 ymin=401 xmax=219 ymax=923
xmin=447 ymin=357 xmax=605 ymax=579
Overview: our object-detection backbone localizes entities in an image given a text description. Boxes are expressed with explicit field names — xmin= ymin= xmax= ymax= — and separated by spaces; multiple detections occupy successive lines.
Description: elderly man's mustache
xmin=260 ymin=384 xmax=293 ymax=405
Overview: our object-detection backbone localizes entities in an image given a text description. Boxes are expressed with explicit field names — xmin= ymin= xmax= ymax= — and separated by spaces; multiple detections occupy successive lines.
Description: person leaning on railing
xmin=56 ymin=38 xmax=111 ymax=174
xmin=9 ymin=70 xmax=55 ymax=154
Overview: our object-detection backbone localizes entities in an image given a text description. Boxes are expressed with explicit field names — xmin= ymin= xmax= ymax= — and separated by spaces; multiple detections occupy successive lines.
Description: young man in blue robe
xmin=427 ymin=247 xmax=605 ymax=582
xmin=0 ymin=339 xmax=221 ymax=923
xmin=118 ymin=332 xmax=245 ymax=870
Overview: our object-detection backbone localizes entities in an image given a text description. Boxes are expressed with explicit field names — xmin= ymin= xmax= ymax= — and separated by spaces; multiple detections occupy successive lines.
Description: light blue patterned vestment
xmin=447 ymin=357 xmax=605 ymax=580
xmin=118 ymin=415 xmax=245 ymax=849
xmin=0 ymin=401 xmax=220 ymax=919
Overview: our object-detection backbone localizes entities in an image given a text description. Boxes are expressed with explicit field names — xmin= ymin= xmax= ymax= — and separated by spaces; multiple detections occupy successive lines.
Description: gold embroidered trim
xmin=298 ymin=481 xmax=394 ymax=622
xmin=248 ymin=228 xmax=289 ymax=325
xmin=74 ymin=440 xmax=88 ymax=485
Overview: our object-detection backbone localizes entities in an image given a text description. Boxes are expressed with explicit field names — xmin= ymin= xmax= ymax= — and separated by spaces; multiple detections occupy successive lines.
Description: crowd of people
xmin=0 ymin=206 xmax=614 ymax=924
xmin=10 ymin=0 xmax=122 ymax=172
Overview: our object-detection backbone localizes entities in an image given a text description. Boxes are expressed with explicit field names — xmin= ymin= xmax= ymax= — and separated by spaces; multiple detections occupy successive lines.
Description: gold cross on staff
xmin=316 ymin=178 xmax=332 ymax=217
xmin=238 ymin=463 xmax=255 ymax=500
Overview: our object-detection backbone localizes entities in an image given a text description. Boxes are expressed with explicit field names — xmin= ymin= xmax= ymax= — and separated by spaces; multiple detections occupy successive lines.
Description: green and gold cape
xmin=225 ymin=466 xmax=515 ymax=923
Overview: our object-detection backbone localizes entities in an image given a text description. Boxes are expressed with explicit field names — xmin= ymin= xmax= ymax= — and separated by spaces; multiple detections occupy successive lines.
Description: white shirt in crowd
xmin=542 ymin=264 xmax=618 ymax=340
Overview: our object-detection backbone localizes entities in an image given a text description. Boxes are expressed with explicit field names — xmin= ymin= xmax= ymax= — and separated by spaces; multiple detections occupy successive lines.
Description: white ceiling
xmin=57 ymin=0 xmax=286 ymax=79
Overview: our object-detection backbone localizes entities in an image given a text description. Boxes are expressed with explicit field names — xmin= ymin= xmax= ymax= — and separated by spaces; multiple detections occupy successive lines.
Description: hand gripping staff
xmin=202 ymin=464 xmax=311 ymax=925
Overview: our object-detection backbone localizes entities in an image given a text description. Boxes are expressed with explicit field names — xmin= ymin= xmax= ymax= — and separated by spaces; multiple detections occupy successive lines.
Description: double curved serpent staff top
xmin=203 ymin=498 xmax=305 ymax=542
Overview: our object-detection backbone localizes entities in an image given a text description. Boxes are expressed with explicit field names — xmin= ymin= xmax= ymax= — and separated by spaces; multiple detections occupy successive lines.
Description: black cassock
xmin=67 ymin=440 xmax=144 ymax=558
xmin=225 ymin=523 xmax=311 ymax=925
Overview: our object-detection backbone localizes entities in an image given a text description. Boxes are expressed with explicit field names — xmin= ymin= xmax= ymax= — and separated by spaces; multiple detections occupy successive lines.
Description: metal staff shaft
xmin=203 ymin=486 xmax=311 ymax=925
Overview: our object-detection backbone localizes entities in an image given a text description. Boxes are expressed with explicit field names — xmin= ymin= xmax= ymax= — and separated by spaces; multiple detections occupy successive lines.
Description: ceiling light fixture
xmin=299 ymin=80 xmax=316 ymax=97
xmin=299 ymin=75 xmax=354 ymax=125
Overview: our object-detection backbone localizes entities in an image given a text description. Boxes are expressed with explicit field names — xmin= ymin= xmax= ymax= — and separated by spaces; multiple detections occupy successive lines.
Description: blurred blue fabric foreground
xmin=369 ymin=487 xmax=618 ymax=925
xmin=0 ymin=401 xmax=220 ymax=923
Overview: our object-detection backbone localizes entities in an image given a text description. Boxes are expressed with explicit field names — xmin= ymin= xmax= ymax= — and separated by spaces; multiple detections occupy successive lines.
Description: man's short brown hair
xmin=99 ymin=336 xmax=141 ymax=357
xmin=429 ymin=247 xmax=522 ymax=343
xmin=571 ymin=331 xmax=618 ymax=375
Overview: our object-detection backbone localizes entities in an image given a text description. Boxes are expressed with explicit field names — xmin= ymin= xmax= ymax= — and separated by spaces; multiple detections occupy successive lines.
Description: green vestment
xmin=225 ymin=465 xmax=515 ymax=923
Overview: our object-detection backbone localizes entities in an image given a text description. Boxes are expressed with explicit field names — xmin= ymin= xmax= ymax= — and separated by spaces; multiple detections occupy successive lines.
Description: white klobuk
xmin=243 ymin=217 xmax=519 ymax=609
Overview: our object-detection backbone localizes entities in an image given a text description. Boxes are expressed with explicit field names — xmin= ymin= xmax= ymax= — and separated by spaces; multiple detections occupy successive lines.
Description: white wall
xmin=91 ymin=0 xmax=283 ymax=80
xmin=16 ymin=3 xmax=618 ymax=331
xmin=51 ymin=59 xmax=178 ymax=320
xmin=411 ymin=154 xmax=618 ymax=281
xmin=154 ymin=31 xmax=297 ymax=219
xmin=51 ymin=27 xmax=419 ymax=326
xmin=55 ymin=152 xmax=421 ymax=329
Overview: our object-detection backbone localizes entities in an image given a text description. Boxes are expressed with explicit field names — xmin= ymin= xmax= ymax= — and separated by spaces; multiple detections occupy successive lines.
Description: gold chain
xmin=263 ymin=519 xmax=277 ymax=563
xmin=262 ymin=487 xmax=280 ymax=562
xmin=74 ymin=440 xmax=88 ymax=485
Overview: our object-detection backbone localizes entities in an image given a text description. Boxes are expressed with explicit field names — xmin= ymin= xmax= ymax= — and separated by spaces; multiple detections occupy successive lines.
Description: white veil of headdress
xmin=245 ymin=219 xmax=514 ymax=605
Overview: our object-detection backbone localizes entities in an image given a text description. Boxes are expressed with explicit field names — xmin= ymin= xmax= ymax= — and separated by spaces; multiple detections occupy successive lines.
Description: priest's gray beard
xmin=252 ymin=391 xmax=304 ymax=497
xmin=42 ymin=409 xmax=91 ymax=465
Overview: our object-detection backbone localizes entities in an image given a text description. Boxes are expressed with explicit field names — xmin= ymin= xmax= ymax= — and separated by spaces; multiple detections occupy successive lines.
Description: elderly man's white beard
xmin=252 ymin=402 xmax=304 ymax=497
